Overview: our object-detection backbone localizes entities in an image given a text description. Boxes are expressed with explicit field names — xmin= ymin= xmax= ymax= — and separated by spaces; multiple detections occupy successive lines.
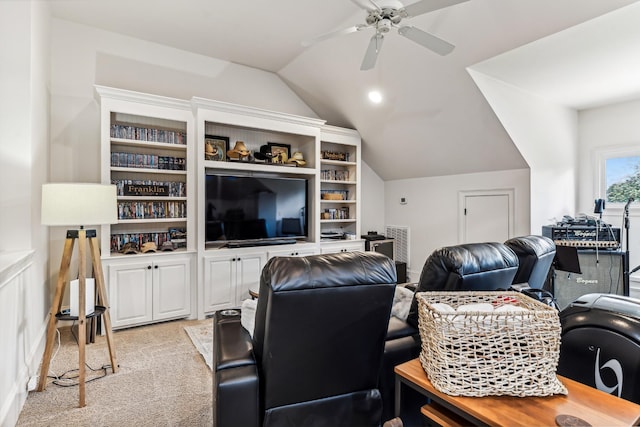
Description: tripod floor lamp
xmin=39 ymin=183 xmax=118 ymax=407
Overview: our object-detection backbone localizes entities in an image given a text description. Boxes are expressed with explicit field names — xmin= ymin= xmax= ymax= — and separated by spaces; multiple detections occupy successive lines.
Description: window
xmin=605 ymin=155 xmax=640 ymax=202
xmin=597 ymin=146 xmax=640 ymax=205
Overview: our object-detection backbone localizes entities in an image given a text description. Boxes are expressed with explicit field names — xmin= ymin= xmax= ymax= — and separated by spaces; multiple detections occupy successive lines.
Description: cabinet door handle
xmin=231 ymin=258 xmax=236 ymax=262
xmin=147 ymin=265 xmax=152 ymax=270
xmin=154 ymin=265 xmax=159 ymax=269
xmin=237 ymin=258 xmax=241 ymax=261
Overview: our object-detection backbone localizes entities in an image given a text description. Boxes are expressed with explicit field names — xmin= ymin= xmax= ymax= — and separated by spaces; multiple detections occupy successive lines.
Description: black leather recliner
xmin=505 ymin=235 xmax=556 ymax=289
xmin=213 ymin=251 xmax=397 ymax=427
xmin=381 ymin=242 xmax=520 ymax=422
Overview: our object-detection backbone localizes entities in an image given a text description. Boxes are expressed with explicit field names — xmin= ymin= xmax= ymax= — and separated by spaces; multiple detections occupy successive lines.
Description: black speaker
xmin=553 ymin=251 xmax=624 ymax=310
xmin=395 ymin=261 xmax=407 ymax=284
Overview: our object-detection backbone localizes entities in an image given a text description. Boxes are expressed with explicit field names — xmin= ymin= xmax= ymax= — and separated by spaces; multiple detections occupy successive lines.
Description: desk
xmin=395 ymin=358 xmax=640 ymax=426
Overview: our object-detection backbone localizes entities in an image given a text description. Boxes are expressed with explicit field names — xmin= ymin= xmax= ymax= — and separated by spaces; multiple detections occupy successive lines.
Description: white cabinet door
xmin=203 ymin=254 xmax=236 ymax=313
xmin=153 ymin=256 xmax=191 ymax=321
xmin=235 ymin=252 xmax=266 ymax=304
xmin=108 ymin=260 xmax=153 ymax=329
xmin=203 ymin=251 xmax=266 ymax=313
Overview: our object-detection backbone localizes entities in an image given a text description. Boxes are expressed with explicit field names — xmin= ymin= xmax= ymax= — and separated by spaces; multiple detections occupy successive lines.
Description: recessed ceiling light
xmin=368 ymin=90 xmax=383 ymax=104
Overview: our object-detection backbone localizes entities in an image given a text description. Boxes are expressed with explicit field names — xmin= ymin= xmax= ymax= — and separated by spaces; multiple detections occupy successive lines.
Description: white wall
xmin=0 ymin=1 xmax=51 ymax=425
xmin=578 ymin=99 xmax=640 ymax=273
xmin=385 ymin=168 xmax=530 ymax=281
xmin=360 ymin=161 xmax=386 ymax=235
xmin=468 ymin=69 xmax=578 ymax=232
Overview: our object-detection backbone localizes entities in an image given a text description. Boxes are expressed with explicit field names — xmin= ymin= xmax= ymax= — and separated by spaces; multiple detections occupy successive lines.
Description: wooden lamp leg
xmin=37 ymin=236 xmax=75 ymax=392
xmin=77 ymin=229 xmax=87 ymax=408
xmin=89 ymin=236 xmax=118 ymax=372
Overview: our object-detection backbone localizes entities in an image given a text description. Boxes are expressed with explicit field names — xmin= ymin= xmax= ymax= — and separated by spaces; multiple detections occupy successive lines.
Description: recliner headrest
xmin=433 ymin=242 xmax=519 ymax=277
xmin=262 ymin=251 xmax=397 ymax=293
xmin=505 ymin=235 xmax=555 ymax=257
xmin=407 ymin=242 xmax=519 ymax=328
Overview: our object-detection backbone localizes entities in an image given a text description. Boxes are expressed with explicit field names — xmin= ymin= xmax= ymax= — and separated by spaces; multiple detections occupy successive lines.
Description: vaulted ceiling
xmin=49 ymin=0 xmax=640 ymax=180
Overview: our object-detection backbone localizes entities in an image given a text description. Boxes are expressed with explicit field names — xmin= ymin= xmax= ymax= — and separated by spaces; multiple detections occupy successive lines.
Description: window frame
xmin=596 ymin=145 xmax=640 ymax=208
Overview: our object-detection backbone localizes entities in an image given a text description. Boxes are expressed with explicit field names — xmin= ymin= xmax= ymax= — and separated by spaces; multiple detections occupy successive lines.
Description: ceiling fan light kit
xmin=305 ymin=0 xmax=469 ymax=70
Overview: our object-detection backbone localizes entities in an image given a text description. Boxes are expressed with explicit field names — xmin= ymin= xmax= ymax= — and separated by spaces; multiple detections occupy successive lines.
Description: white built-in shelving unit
xmin=97 ymin=86 xmax=363 ymax=324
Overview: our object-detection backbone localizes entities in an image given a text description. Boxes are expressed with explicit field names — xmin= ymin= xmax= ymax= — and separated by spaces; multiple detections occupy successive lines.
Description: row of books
xmin=112 ymin=179 xmax=186 ymax=197
xmin=110 ymin=124 xmax=187 ymax=145
xmin=321 ymin=207 xmax=350 ymax=220
xmin=118 ymin=201 xmax=186 ymax=220
xmin=321 ymin=169 xmax=351 ymax=181
xmin=111 ymin=152 xmax=186 ymax=170
xmin=109 ymin=228 xmax=187 ymax=253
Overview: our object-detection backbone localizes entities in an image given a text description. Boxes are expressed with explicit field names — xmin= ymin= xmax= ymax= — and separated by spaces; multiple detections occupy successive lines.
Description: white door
xmin=460 ymin=190 xmax=513 ymax=244
xmin=108 ymin=261 xmax=153 ymax=328
xmin=153 ymin=256 xmax=191 ymax=320
xmin=203 ymin=254 xmax=236 ymax=313
xmin=235 ymin=252 xmax=266 ymax=304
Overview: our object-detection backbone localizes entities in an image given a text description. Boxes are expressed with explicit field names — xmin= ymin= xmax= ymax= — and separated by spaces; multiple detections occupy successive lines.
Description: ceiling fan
xmin=303 ymin=0 xmax=469 ymax=70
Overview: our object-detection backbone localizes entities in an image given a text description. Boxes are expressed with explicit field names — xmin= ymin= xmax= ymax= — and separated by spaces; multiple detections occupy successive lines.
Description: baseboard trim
xmin=0 ymin=320 xmax=47 ymax=427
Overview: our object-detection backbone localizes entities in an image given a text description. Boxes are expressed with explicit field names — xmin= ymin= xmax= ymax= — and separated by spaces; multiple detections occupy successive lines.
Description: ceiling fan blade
xmin=361 ymin=33 xmax=384 ymax=70
xmin=349 ymin=0 xmax=381 ymax=11
xmin=302 ymin=25 xmax=367 ymax=47
xmin=397 ymin=26 xmax=455 ymax=55
xmin=401 ymin=0 xmax=469 ymax=18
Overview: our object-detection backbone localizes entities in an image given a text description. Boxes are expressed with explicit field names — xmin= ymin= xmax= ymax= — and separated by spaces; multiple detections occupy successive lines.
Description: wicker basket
xmin=321 ymin=193 xmax=344 ymax=200
xmin=417 ymin=291 xmax=567 ymax=397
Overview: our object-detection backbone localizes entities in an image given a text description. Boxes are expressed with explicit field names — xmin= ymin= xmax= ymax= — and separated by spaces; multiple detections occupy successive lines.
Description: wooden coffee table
xmin=395 ymin=358 xmax=640 ymax=426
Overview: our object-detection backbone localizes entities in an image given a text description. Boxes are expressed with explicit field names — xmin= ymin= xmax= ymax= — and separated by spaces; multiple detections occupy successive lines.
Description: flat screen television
xmin=205 ymin=173 xmax=308 ymax=245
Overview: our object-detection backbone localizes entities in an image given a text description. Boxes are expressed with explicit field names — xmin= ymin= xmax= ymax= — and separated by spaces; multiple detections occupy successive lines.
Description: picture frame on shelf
xmin=268 ymin=142 xmax=291 ymax=163
xmin=205 ymin=135 xmax=229 ymax=161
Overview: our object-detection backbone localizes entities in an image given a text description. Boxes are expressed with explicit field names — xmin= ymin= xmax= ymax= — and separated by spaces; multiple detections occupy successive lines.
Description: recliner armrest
xmin=213 ymin=310 xmax=256 ymax=371
xmin=213 ymin=310 xmax=260 ymax=427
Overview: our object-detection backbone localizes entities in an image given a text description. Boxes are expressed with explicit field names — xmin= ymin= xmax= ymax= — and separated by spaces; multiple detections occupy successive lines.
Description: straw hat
xmin=287 ymin=152 xmax=306 ymax=166
xmin=120 ymin=242 xmax=138 ymax=254
xmin=227 ymin=141 xmax=250 ymax=158
xmin=141 ymin=242 xmax=157 ymax=253
xmin=205 ymin=142 xmax=219 ymax=159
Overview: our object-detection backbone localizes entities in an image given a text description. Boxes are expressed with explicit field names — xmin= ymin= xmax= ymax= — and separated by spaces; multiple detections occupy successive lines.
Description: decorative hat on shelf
xmin=141 ymin=242 xmax=157 ymax=253
xmin=227 ymin=141 xmax=250 ymax=158
xmin=205 ymin=141 xmax=219 ymax=159
xmin=120 ymin=242 xmax=138 ymax=255
xmin=254 ymin=144 xmax=274 ymax=161
xmin=287 ymin=152 xmax=306 ymax=166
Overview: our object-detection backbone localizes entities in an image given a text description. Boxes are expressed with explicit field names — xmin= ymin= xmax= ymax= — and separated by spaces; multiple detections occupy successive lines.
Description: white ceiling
xmin=49 ymin=0 xmax=640 ymax=180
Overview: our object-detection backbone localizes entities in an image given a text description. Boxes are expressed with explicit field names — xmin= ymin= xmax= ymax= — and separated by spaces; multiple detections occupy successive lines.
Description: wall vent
xmin=385 ymin=225 xmax=409 ymax=266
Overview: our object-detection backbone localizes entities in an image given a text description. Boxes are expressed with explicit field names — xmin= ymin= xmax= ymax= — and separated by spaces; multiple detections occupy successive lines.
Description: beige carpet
xmin=17 ymin=319 xmax=213 ymax=426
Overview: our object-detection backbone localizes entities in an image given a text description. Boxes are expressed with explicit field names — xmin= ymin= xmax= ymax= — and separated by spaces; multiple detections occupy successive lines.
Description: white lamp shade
xmin=41 ymin=183 xmax=118 ymax=226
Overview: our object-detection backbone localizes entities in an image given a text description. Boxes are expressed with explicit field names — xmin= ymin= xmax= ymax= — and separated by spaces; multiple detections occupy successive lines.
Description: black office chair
xmin=280 ymin=217 xmax=302 ymax=236
xmin=213 ymin=251 xmax=397 ymax=427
